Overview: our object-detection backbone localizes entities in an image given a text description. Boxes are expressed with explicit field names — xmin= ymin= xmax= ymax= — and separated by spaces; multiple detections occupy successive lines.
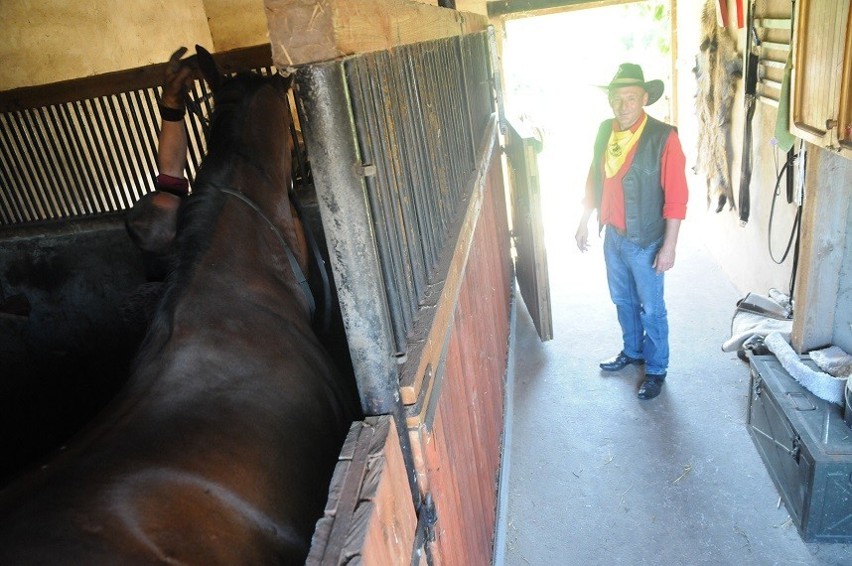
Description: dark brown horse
xmin=0 ymin=48 xmax=357 ymax=564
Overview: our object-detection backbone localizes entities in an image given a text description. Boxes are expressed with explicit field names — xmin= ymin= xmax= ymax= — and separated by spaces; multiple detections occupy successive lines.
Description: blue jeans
xmin=603 ymin=227 xmax=669 ymax=375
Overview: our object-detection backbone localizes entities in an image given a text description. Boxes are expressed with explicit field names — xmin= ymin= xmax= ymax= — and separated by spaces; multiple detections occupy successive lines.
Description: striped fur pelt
xmin=693 ymin=0 xmax=742 ymax=212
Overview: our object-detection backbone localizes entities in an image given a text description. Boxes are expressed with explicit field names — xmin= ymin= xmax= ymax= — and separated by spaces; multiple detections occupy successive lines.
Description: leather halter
xmin=221 ymin=188 xmax=315 ymax=319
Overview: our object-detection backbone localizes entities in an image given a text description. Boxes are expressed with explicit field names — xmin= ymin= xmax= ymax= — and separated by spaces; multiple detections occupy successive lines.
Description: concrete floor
xmin=497 ymin=222 xmax=852 ymax=565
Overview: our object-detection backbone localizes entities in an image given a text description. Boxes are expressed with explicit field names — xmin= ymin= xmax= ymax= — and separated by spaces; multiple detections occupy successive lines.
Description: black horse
xmin=0 ymin=47 xmax=358 ymax=564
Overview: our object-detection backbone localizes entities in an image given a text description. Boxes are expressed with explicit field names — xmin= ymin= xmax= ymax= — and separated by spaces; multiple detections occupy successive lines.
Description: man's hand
xmin=653 ymin=219 xmax=681 ymax=273
xmin=575 ymin=208 xmax=594 ymax=252
xmin=653 ymin=245 xmax=675 ymax=273
xmin=575 ymin=223 xmax=590 ymax=252
xmin=162 ymin=47 xmax=197 ymax=110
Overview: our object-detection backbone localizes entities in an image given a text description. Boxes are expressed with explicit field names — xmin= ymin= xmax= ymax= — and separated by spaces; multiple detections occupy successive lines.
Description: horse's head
xmin=197 ymin=46 xmax=294 ymax=192
xmin=190 ymin=48 xmax=311 ymax=307
xmin=128 ymin=46 xmax=311 ymax=322
xmin=195 ymin=46 xmax=298 ymax=225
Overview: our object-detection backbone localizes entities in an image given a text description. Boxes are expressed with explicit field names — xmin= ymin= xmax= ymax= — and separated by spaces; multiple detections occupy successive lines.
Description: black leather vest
xmin=591 ymin=115 xmax=673 ymax=248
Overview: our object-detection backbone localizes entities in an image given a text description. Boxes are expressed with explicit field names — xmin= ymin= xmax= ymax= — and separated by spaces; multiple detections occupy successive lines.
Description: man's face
xmin=608 ymin=86 xmax=648 ymax=130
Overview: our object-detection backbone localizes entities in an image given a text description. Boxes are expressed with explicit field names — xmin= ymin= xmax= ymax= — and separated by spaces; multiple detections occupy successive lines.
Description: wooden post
xmin=264 ymin=0 xmax=488 ymax=68
xmin=791 ymin=145 xmax=852 ymax=353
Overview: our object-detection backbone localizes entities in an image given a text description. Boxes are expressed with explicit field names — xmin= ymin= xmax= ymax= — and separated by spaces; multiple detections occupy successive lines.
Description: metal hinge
xmin=411 ymin=493 xmax=438 ymax=565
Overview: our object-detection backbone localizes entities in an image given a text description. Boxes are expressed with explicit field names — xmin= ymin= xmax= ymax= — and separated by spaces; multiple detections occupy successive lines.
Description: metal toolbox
xmin=747 ymin=354 xmax=852 ymax=543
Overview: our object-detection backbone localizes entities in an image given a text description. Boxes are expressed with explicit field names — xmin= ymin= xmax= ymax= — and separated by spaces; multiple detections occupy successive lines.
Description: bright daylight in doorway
xmin=501 ymin=1 xmax=673 ymax=256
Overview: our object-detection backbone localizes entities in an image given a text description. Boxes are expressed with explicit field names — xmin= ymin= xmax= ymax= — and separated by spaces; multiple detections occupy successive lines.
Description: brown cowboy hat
xmin=599 ymin=63 xmax=664 ymax=106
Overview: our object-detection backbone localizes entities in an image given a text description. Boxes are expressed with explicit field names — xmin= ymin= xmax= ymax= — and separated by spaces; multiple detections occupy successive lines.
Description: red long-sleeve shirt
xmin=584 ymin=114 xmax=688 ymax=231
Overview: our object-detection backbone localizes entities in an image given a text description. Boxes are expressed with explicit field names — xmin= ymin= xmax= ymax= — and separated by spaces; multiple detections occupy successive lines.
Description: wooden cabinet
xmin=790 ymin=0 xmax=852 ymax=155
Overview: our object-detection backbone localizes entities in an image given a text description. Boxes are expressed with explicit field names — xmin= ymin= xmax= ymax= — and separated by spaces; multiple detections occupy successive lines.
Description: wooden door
xmin=505 ymin=118 xmax=553 ymax=341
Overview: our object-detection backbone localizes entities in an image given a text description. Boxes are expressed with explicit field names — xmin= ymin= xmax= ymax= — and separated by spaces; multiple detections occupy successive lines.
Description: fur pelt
xmin=693 ymin=0 xmax=742 ymax=212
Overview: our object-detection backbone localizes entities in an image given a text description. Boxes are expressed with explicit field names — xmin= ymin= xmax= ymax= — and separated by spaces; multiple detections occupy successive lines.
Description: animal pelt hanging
xmin=693 ymin=0 xmax=743 ymax=212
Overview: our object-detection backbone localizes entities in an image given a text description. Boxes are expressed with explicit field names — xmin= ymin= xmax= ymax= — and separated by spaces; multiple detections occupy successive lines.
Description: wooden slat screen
xmin=0 ymin=81 xmax=209 ymax=225
xmin=0 ymin=59 xmax=308 ymax=227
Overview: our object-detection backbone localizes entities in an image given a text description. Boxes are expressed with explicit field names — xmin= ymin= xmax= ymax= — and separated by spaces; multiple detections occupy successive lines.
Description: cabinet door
xmin=790 ymin=0 xmax=851 ymax=151
xmin=839 ymin=10 xmax=852 ymax=149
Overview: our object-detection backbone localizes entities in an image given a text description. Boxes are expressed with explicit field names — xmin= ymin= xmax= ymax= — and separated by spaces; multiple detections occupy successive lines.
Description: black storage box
xmin=747 ymin=354 xmax=852 ymax=543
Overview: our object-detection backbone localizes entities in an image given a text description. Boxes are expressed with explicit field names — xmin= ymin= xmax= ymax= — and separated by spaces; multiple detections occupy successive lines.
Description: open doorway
xmin=501 ymin=0 xmax=678 ymax=289
xmin=502 ymin=1 xmax=674 ymax=243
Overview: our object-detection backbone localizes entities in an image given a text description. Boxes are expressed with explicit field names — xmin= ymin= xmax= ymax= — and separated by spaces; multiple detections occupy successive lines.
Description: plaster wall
xmin=204 ymin=0 xmax=270 ymax=52
xmin=0 ymin=0 xmax=270 ymax=91
xmin=676 ymin=0 xmax=798 ymax=297
xmin=455 ymin=0 xmax=488 ymax=15
xmin=0 ymin=1 xmax=214 ymax=90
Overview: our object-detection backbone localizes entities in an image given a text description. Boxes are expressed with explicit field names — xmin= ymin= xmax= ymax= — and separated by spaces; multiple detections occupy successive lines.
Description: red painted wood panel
xmin=423 ymin=150 xmax=512 ymax=564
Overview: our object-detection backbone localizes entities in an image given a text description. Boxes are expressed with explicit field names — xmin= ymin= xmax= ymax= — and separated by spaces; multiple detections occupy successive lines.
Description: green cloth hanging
xmin=774 ymin=53 xmax=796 ymax=153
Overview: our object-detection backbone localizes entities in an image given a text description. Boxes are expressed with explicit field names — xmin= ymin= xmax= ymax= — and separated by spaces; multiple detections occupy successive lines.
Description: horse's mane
xmin=134 ymin=72 xmax=280 ymax=365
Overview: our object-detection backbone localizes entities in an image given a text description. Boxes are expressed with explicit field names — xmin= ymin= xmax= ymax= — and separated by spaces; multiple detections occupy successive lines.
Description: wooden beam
xmin=791 ymin=146 xmax=852 ymax=353
xmin=265 ymin=0 xmax=488 ymax=68
xmin=487 ymin=0 xmax=638 ymax=18
xmin=0 ymin=45 xmax=272 ymax=113
xmin=307 ymin=417 xmax=417 ymax=565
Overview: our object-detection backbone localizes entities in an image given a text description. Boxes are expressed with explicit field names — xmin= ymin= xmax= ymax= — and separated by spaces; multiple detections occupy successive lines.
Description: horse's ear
xmin=195 ymin=45 xmax=223 ymax=93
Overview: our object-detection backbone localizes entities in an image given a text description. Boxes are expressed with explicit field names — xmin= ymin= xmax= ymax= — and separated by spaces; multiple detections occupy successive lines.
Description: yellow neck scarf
xmin=605 ymin=115 xmax=647 ymax=178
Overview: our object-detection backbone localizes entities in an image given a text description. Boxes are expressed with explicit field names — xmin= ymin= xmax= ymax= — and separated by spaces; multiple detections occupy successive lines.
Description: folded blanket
xmin=809 ymin=345 xmax=852 ymax=378
xmin=721 ymin=291 xmax=792 ymax=353
xmin=764 ymin=332 xmax=847 ymax=406
xmin=722 ymin=311 xmax=792 ymax=352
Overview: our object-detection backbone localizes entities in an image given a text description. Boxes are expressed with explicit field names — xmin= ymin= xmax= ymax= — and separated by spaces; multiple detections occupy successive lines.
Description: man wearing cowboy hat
xmin=575 ymin=63 xmax=688 ymax=400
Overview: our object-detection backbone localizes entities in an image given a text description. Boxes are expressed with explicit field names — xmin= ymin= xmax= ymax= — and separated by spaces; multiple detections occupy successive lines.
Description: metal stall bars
xmin=296 ymin=32 xmax=492 ymax=415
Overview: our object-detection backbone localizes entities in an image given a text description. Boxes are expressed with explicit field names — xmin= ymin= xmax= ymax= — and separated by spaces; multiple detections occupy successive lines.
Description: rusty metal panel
xmin=298 ymin=30 xmax=496 ymax=410
xmin=341 ymin=33 xmax=492 ymax=356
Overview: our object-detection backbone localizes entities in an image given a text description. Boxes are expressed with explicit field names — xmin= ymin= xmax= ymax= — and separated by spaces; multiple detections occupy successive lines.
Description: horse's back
xmin=0 ymin=355 xmax=341 ymax=563
xmin=0 ymin=53 xmax=357 ymax=565
xmin=0 ymin=476 xmax=309 ymax=564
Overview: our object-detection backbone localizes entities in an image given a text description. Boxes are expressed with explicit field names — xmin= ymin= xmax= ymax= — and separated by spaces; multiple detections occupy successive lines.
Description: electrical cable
xmin=767 ymin=147 xmax=804 ymax=295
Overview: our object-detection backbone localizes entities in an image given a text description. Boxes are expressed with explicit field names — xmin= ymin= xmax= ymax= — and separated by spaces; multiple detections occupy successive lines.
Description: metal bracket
xmin=753 ymin=377 xmax=762 ymax=397
xmin=357 ymin=163 xmax=378 ymax=177
xmin=791 ymin=436 xmax=801 ymax=463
